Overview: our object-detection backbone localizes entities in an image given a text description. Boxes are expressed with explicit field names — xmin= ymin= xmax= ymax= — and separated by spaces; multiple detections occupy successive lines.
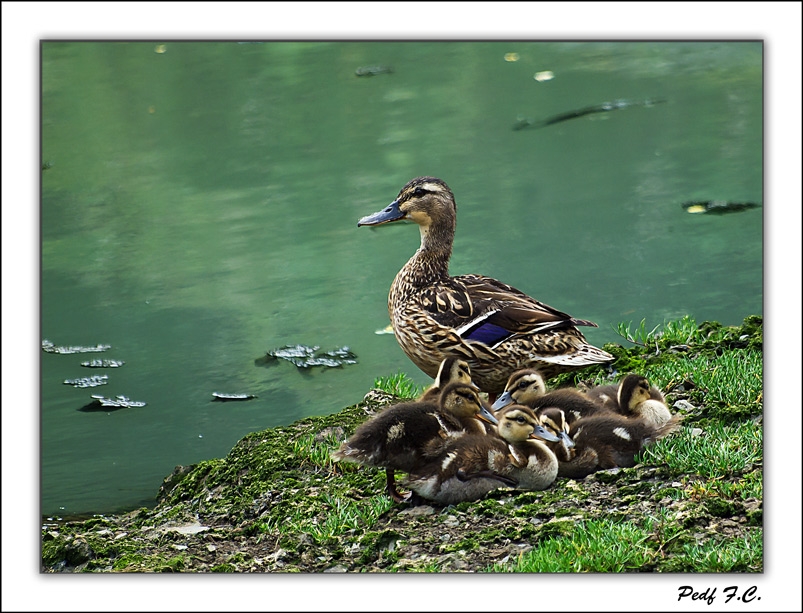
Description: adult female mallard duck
xmin=331 ymin=382 xmax=497 ymax=502
xmin=358 ymin=177 xmax=614 ymax=395
xmin=403 ymin=405 xmax=560 ymax=504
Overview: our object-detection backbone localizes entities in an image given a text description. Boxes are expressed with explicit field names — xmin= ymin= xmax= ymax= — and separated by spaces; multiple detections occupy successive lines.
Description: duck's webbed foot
xmin=385 ymin=468 xmax=416 ymax=503
xmin=456 ymin=468 xmax=517 ymax=487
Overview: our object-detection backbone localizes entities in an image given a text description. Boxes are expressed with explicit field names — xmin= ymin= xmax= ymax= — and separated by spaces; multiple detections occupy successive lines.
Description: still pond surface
xmin=41 ymin=41 xmax=762 ymax=516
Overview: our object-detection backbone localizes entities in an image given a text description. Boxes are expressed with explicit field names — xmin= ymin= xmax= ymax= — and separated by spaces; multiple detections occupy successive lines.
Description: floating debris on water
xmin=212 ymin=392 xmax=258 ymax=402
xmin=79 ymin=395 xmax=147 ymax=412
xmin=533 ymin=70 xmax=554 ymax=82
xmin=64 ymin=375 xmax=109 ymax=388
xmin=80 ymin=359 xmax=125 ymax=368
xmin=504 ymin=52 xmax=520 ymax=62
xmin=43 ymin=339 xmax=111 ymax=354
xmin=355 ymin=65 xmax=393 ymax=77
xmin=513 ymin=98 xmax=666 ymax=131
xmin=266 ymin=344 xmax=358 ymax=368
xmin=682 ymin=200 xmax=761 ymax=215
xmin=375 ymin=324 xmax=395 ymax=335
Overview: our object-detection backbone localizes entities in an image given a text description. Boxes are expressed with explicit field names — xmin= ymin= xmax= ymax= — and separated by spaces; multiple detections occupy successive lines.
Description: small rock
xmin=166 ymin=522 xmax=209 ymax=535
xmin=323 ymin=565 xmax=348 ymax=573
xmin=173 ymin=544 xmax=188 ymax=551
xmin=673 ymin=400 xmax=696 ymax=411
xmin=398 ymin=505 xmax=435 ymax=516
xmin=207 ymin=545 xmax=217 ymax=553
xmin=690 ymin=428 xmax=704 ymax=437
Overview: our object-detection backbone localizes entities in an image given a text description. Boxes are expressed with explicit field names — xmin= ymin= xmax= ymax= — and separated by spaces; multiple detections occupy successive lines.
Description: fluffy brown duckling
xmin=403 ymin=405 xmax=560 ymax=504
xmin=331 ymin=382 xmax=497 ymax=502
xmin=582 ymin=374 xmax=672 ymax=427
xmin=492 ymin=368 xmax=611 ymax=425
xmin=538 ymin=407 xmax=576 ymax=462
xmin=556 ymin=412 xmax=682 ymax=479
xmin=418 ymin=357 xmax=475 ymax=401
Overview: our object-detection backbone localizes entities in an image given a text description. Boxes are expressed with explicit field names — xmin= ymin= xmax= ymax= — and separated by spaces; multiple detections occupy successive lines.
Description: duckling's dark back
xmin=531 ymin=388 xmax=612 ymax=424
xmin=334 ymin=398 xmax=461 ymax=472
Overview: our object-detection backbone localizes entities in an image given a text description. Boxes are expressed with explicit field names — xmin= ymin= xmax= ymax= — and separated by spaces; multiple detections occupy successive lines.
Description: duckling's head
xmin=617 ymin=374 xmax=652 ymax=412
xmin=492 ymin=369 xmax=547 ymax=410
xmin=496 ymin=405 xmax=561 ymax=444
xmin=357 ymin=177 xmax=456 ymax=248
xmin=538 ymin=407 xmax=575 ymax=449
xmin=433 ymin=358 xmax=474 ymax=390
xmin=439 ymin=382 xmax=497 ymax=426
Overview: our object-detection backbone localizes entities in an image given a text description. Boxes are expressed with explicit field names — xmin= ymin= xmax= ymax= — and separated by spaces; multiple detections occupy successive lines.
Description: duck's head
xmin=439 ymin=382 xmax=497 ymax=426
xmin=496 ymin=405 xmax=561 ymax=443
xmin=492 ymin=369 xmax=547 ymax=410
xmin=538 ymin=407 xmax=575 ymax=449
xmin=617 ymin=374 xmax=652 ymax=412
xmin=433 ymin=358 xmax=474 ymax=390
xmin=358 ymin=177 xmax=456 ymax=247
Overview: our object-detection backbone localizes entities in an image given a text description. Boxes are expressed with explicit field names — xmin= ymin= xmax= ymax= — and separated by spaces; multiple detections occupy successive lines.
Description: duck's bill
xmin=530 ymin=425 xmax=561 ymax=443
xmin=559 ymin=431 xmax=575 ymax=448
xmin=491 ymin=391 xmax=514 ymax=411
xmin=477 ymin=406 xmax=499 ymax=426
xmin=357 ymin=199 xmax=405 ymax=227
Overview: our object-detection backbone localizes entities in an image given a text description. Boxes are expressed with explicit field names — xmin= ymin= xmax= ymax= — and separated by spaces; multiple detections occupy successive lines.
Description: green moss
xmin=211 ymin=563 xmax=236 ymax=572
xmin=705 ymin=498 xmax=743 ymax=518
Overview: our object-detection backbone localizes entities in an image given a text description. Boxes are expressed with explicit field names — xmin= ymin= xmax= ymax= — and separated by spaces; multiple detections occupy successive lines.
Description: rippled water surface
xmin=41 ymin=41 xmax=762 ymax=515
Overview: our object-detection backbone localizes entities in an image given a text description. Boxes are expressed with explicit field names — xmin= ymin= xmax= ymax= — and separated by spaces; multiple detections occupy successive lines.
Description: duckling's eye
xmin=515 ymin=416 xmax=527 ymax=424
xmin=518 ymin=381 xmax=529 ymax=390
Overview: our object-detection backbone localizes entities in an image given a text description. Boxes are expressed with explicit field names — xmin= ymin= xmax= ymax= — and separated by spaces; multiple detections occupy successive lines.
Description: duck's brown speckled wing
xmin=420 ymin=274 xmax=596 ymax=348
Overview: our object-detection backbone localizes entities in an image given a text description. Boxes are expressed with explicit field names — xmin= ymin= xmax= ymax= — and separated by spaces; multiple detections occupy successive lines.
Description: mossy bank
xmin=42 ymin=315 xmax=763 ymax=573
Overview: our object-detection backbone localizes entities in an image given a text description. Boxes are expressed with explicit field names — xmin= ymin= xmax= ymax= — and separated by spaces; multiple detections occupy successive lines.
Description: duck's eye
xmin=413 ymin=187 xmax=427 ymax=197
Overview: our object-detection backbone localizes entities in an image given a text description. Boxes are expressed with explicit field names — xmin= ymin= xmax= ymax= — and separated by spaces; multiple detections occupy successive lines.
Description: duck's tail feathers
xmin=330 ymin=444 xmax=365 ymax=463
xmin=570 ymin=318 xmax=599 ymax=328
xmin=646 ymin=414 xmax=684 ymax=444
xmin=535 ymin=344 xmax=615 ymax=367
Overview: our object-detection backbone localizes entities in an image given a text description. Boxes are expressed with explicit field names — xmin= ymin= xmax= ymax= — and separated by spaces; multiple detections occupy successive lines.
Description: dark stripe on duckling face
xmin=492 ymin=370 xmax=547 ymax=410
xmin=439 ymin=383 xmax=498 ymax=425
xmin=617 ymin=374 xmax=652 ymax=412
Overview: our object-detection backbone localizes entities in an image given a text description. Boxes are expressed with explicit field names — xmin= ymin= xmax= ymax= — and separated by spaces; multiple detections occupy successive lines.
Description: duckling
xmin=557 ymin=412 xmax=683 ymax=479
xmin=538 ymin=407 xmax=576 ymax=462
xmin=581 ymin=374 xmax=672 ymax=427
xmin=617 ymin=374 xmax=672 ymax=428
xmin=357 ymin=176 xmax=614 ymax=395
xmin=331 ymin=382 xmax=497 ymax=502
xmin=491 ymin=369 xmax=547 ymax=409
xmin=492 ymin=369 xmax=611 ymax=425
xmin=403 ymin=405 xmax=560 ymax=504
xmin=418 ymin=357 xmax=475 ymax=401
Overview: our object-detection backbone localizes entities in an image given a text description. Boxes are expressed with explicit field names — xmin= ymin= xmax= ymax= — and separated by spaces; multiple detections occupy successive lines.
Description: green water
xmin=41 ymin=41 xmax=762 ymax=516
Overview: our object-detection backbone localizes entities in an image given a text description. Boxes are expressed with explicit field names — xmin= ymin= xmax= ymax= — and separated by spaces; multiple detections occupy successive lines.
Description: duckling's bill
xmin=492 ymin=391 xmax=514 ymax=410
xmin=478 ymin=405 xmax=499 ymax=425
xmin=357 ymin=199 xmax=405 ymax=227
xmin=530 ymin=425 xmax=561 ymax=443
xmin=558 ymin=431 xmax=576 ymax=448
